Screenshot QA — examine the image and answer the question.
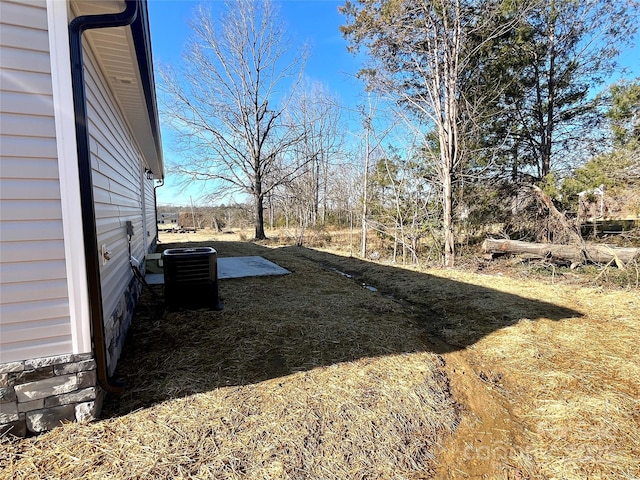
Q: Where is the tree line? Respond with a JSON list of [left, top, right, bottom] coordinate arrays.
[[159, 0, 639, 266]]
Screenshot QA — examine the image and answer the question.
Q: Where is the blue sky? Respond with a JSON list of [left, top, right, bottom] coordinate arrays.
[[148, 0, 363, 92], [148, 0, 639, 206]]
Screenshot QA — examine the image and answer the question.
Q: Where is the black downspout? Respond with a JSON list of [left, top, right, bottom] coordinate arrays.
[[69, 0, 139, 394], [153, 178, 164, 237], [153, 178, 164, 247]]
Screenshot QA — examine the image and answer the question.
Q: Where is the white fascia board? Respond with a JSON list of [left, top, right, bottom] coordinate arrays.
[[47, 0, 91, 355]]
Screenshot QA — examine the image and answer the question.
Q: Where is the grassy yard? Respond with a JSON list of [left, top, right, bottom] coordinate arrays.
[[1, 230, 638, 479]]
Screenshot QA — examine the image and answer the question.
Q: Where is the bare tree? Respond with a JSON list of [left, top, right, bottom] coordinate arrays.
[[160, 0, 308, 239], [358, 96, 375, 258], [327, 162, 361, 232], [341, 0, 469, 265], [356, 94, 396, 258], [341, 0, 530, 266], [287, 82, 345, 227]]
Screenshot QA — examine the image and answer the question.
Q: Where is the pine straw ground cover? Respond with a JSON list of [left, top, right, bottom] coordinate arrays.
[[0, 238, 456, 480], [296, 245, 640, 479], [1, 231, 638, 479]]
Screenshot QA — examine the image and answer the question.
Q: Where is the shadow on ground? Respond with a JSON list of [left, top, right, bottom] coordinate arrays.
[[102, 240, 580, 417]]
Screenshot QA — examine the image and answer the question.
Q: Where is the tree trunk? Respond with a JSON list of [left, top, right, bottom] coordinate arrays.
[[254, 192, 266, 239], [268, 192, 274, 229], [442, 167, 455, 267], [361, 126, 370, 259], [313, 157, 320, 227], [482, 238, 639, 267], [542, 0, 556, 179]]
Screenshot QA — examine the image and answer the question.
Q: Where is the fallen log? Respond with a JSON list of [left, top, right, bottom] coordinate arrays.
[[482, 238, 640, 267]]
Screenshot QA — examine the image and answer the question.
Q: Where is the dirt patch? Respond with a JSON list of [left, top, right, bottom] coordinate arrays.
[[435, 351, 527, 480]]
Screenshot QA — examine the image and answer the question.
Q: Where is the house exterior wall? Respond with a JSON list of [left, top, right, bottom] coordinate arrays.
[[0, 353, 100, 436], [82, 33, 152, 375], [0, 0, 74, 364], [0, 0, 100, 437], [1, 0, 161, 436]]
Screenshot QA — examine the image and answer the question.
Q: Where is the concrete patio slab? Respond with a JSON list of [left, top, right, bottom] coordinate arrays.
[[144, 256, 290, 285], [217, 256, 290, 279]]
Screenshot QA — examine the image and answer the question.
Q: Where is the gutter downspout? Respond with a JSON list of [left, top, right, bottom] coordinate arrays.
[[69, 0, 139, 394], [153, 178, 164, 246]]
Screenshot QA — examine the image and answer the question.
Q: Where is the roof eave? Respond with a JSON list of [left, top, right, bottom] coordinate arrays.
[[129, 0, 164, 179]]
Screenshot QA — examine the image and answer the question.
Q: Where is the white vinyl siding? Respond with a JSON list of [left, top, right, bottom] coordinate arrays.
[[0, 0, 72, 363], [82, 36, 146, 322]]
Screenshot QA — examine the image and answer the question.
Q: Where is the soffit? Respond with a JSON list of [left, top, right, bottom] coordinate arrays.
[[70, 0, 163, 177]]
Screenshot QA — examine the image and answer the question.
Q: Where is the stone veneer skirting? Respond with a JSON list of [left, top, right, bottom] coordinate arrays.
[[0, 353, 102, 437], [105, 274, 142, 377]]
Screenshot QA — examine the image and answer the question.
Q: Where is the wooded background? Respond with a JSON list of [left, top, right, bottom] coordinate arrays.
[[158, 0, 640, 266]]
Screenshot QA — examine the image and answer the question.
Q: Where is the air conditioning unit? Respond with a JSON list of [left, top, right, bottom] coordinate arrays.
[[162, 247, 222, 310]]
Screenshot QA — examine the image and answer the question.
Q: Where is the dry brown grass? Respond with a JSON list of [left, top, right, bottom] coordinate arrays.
[[1, 229, 638, 479], [293, 246, 639, 479], [1, 356, 455, 480], [474, 292, 640, 479], [0, 232, 457, 479]]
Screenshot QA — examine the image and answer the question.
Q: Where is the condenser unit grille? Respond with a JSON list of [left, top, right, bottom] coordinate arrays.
[[170, 256, 215, 282], [162, 247, 222, 310]]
